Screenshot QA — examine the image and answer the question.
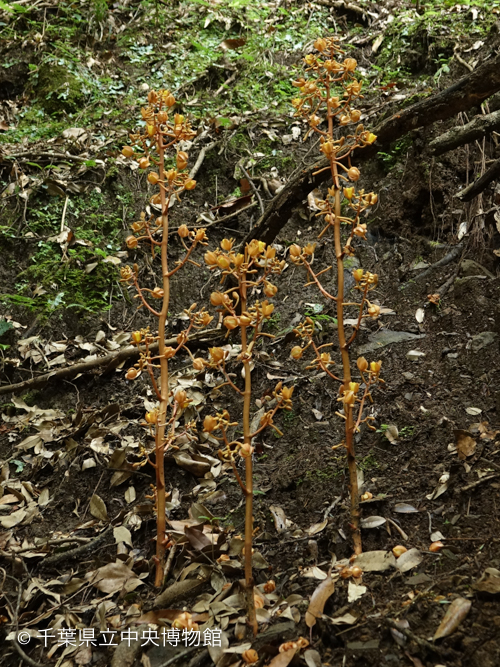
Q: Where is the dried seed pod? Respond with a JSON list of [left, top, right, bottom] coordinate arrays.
[[263, 580, 276, 593]]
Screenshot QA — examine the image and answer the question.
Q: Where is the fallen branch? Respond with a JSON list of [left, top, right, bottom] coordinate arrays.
[[0, 328, 222, 396], [455, 157, 500, 201], [38, 524, 114, 570], [429, 109, 500, 156], [411, 244, 463, 283], [241, 52, 500, 249], [3, 151, 91, 164], [385, 619, 456, 658], [458, 473, 500, 494], [189, 140, 221, 180]]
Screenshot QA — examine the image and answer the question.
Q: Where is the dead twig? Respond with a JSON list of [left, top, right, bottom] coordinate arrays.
[[189, 140, 221, 180], [458, 473, 500, 494], [38, 524, 114, 570], [0, 328, 222, 396], [240, 164, 265, 216], [385, 618, 456, 658]]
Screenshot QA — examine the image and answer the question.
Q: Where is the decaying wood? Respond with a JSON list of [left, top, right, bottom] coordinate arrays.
[[456, 157, 500, 202], [0, 328, 222, 396], [429, 109, 500, 156], [241, 52, 500, 249]]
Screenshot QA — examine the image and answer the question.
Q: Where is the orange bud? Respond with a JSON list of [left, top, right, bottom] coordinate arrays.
[[348, 167, 360, 181], [217, 255, 230, 270], [174, 389, 187, 406], [145, 411, 157, 424], [177, 224, 189, 238], [239, 314, 252, 326], [210, 291, 225, 306], [360, 492, 373, 501], [223, 316, 239, 330], [164, 347, 176, 359], [233, 253, 244, 267], [367, 303, 380, 319], [209, 347, 225, 363], [166, 169, 177, 182], [152, 287, 164, 299], [263, 580, 276, 593], [204, 251, 217, 266], [353, 268, 364, 282], [350, 110, 361, 122], [343, 57, 357, 71], [157, 110, 168, 123], [147, 172, 160, 185], [264, 282, 278, 297], [351, 566, 363, 578], [220, 238, 234, 251], [429, 541, 444, 552], [340, 567, 353, 579], [261, 301, 274, 318], [282, 386, 294, 401], [289, 244, 302, 258], [239, 443, 254, 458], [176, 151, 188, 170], [392, 545, 407, 558], [126, 235, 138, 249], [165, 93, 176, 107], [125, 368, 138, 380], [193, 358, 205, 371], [242, 650, 259, 665], [184, 179, 196, 190], [349, 382, 360, 393], [203, 415, 218, 432], [357, 356, 368, 372], [132, 331, 142, 344], [291, 346, 303, 360], [121, 146, 134, 158], [370, 360, 382, 374], [314, 37, 327, 51], [138, 157, 150, 170]]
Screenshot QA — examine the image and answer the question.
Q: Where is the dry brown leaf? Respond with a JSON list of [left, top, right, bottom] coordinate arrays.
[[454, 429, 477, 460], [88, 561, 143, 594], [433, 597, 471, 640], [305, 576, 336, 628], [268, 648, 297, 667], [219, 38, 246, 50], [90, 494, 108, 522]]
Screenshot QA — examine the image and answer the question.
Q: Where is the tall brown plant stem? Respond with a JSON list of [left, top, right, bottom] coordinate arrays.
[[240, 255, 258, 636], [154, 136, 169, 587]]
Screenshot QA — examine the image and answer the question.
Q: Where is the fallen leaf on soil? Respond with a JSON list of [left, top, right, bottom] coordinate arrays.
[[415, 308, 425, 323], [390, 619, 409, 647], [304, 649, 322, 667], [306, 519, 328, 536], [0, 508, 27, 528], [384, 424, 399, 444], [360, 515, 386, 529], [466, 407, 482, 415], [395, 548, 423, 573], [433, 597, 471, 640], [113, 526, 132, 547], [88, 561, 143, 594], [473, 568, 500, 594], [219, 38, 246, 50], [90, 494, 108, 522], [348, 580, 367, 602], [394, 503, 418, 513], [454, 429, 477, 460], [305, 576, 336, 628], [302, 566, 328, 580], [269, 505, 292, 532], [329, 612, 358, 625], [268, 648, 297, 667], [353, 550, 396, 572]]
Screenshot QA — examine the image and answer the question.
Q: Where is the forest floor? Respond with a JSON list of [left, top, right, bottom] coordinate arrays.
[[1, 1, 500, 666]]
